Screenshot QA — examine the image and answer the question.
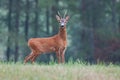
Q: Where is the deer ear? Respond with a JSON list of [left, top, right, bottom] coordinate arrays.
[[65, 16, 69, 21], [56, 15, 61, 21]]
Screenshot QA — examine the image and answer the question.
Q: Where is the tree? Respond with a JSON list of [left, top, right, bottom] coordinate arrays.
[[14, 0, 20, 62], [34, 0, 39, 37], [111, 0, 118, 33], [25, 0, 30, 41], [51, 0, 59, 35], [6, 0, 13, 61], [46, 6, 50, 35]]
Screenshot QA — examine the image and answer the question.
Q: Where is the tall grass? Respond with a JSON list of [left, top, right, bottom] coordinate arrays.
[[0, 61, 120, 80]]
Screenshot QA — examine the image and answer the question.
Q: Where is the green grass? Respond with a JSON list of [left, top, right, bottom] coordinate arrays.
[[0, 62, 120, 80]]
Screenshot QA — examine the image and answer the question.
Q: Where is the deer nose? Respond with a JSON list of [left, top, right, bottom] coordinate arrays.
[[61, 23, 65, 27]]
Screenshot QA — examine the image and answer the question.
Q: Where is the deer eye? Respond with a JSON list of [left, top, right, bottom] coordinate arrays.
[[64, 21, 66, 23]]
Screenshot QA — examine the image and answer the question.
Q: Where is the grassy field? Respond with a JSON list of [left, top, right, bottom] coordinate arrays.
[[0, 62, 120, 80]]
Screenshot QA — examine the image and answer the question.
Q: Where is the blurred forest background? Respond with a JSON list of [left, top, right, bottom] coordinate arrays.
[[0, 0, 120, 63]]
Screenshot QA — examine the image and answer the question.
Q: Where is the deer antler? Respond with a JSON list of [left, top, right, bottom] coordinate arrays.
[[58, 11, 61, 18], [64, 10, 67, 18]]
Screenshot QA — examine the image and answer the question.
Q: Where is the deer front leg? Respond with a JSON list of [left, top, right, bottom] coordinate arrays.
[[61, 48, 66, 63]]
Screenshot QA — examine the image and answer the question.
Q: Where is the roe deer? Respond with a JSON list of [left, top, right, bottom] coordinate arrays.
[[24, 11, 69, 64]]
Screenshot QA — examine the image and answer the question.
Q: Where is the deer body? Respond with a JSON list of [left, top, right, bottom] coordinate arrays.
[[28, 27, 67, 53], [24, 14, 69, 64]]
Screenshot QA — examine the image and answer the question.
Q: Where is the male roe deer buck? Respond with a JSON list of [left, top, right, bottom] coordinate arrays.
[[24, 11, 69, 64]]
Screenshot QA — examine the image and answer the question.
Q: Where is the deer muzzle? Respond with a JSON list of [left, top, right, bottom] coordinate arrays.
[[61, 23, 65, 27]]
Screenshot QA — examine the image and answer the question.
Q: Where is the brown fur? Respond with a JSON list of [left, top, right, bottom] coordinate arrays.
[[24, 25, 68, 64]]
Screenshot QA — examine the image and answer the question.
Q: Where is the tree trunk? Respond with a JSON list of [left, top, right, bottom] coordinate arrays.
[[118, 16, 120, 32], [46, 6, 50, 35], [6, 0, 13, 61], [25, 0, 30, 41], [46, 6, 50, 62], [111, 0, 117, 34], [51, 6, 58, 35], [90, 0, 99, 63], [51, 0, 59, 35], [14, 0, 20, 62], [34, 0, 39, 37], [80, 0, 96, 62], [51, 0, 59, 61]]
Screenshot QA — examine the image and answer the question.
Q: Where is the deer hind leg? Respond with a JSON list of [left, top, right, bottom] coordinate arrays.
[[24, 52, 34, 64], [30, 54, 39, 64], [61, 53, 65, 63], [56, 51, 61, 64]]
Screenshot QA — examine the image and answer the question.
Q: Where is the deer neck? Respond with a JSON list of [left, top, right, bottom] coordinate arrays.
[[58, 26, 67, 40]]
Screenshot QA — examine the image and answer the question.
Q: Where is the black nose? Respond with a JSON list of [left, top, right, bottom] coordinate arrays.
[[61, 25, 64, 27]]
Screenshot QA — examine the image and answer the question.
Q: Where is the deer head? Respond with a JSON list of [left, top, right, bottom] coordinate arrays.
[[56, 11, 69, 28]]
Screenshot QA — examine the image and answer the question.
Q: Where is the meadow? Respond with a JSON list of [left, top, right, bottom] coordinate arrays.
[[0, 62, 120, 80]]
